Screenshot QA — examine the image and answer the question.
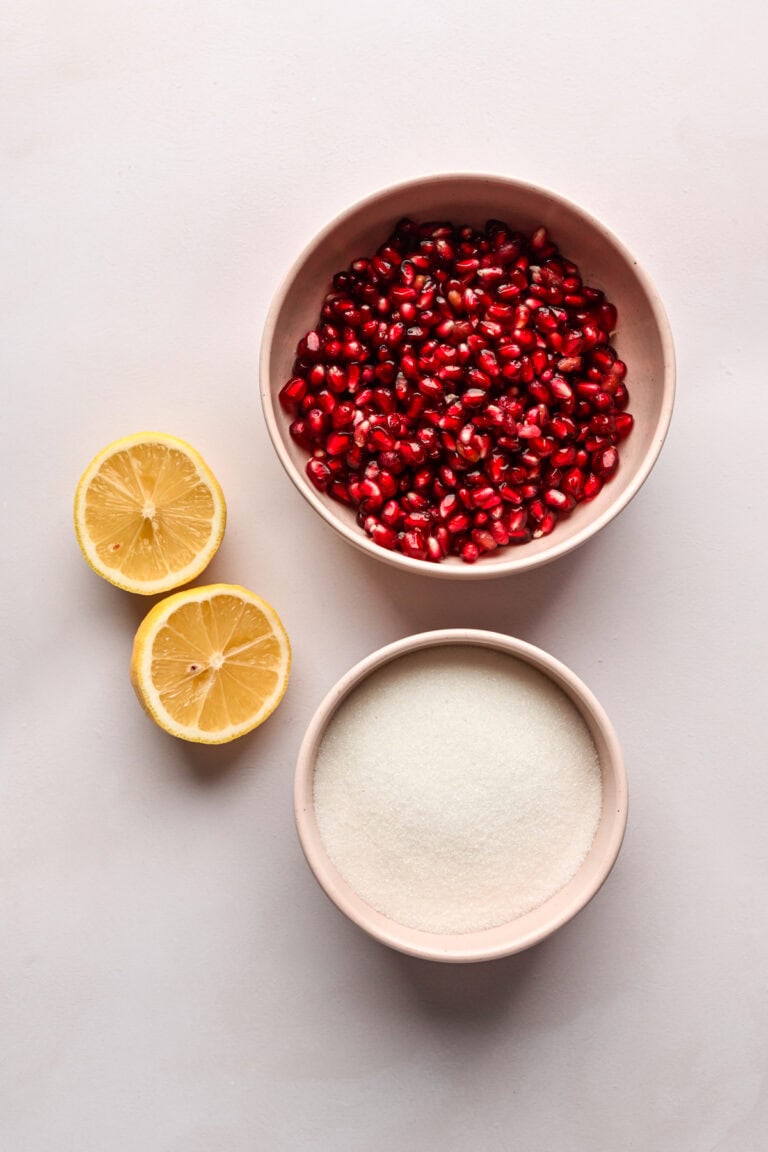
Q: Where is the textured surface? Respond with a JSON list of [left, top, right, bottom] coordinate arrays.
[[2, 2, 767, 1150], [314, 646, 601, 933]]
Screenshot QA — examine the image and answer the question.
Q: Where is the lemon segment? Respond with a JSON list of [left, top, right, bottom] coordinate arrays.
[[130, 584, 291, 743], [74, 432, 226, 595]]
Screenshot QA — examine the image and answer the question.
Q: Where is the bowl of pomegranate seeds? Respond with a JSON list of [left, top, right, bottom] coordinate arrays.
[[261, 174, 675, 576]]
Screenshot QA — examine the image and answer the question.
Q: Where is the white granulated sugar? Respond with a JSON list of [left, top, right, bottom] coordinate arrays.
[[313, 646, 602, 934]]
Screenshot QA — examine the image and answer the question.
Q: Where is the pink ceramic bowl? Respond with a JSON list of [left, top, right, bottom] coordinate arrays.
[[261, 173, 675, 579], [295, 629, 628, 963]]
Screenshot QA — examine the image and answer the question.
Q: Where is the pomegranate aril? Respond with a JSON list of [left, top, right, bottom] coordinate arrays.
[[533, 511, 557, 538], [358, 479, 384, 510], [326, 431, 351, 456], [447, 511, 470, 535], [477, 349, 500, 377], [472, 529, 497, 553], [439, 493, 459, 520], [401, 529, 428, 561], [306, 459, 331, 490], [433, 525, 450, 555], [528, 499, 546, 525], [418, 375, 443, 400], [592, 390, 614, 411], [500, 482, 523, 504], [307, 410, 330, 440], [491, 521, 510, 547], [473, 485, 502, 510], [367, 522, 398, 550], [615, 412, 635, 440], [544, 488, 574, 511], [613, 383, 630, 410], [600, 303, 618, 332], [331, 402, 356, 428], [424, 536, 442, 563], [582, 473, 603, 500], [460, 540, 480, 564], [549, 376, 573, 402], [380, 499, 403, 527], [551, 445, 576, 468], [329, 480, 352, 505], [563, 467, 585, 497], [279, 376, 307, 412], [404, 510, 433, 531], [592, 446, 619, 478]]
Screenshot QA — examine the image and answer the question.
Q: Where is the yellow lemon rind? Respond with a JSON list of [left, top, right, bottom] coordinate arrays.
[[73, 431, 226, 596], [130, 584, 291, 744]]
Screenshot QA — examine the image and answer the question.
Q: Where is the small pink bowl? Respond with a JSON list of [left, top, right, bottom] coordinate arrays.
[[295, 629, 628, 963], [261, 173, 675, 579]]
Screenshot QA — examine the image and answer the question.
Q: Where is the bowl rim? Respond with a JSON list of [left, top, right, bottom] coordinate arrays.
[[294, 628, 628, 963], [260, 171, 676, 580]]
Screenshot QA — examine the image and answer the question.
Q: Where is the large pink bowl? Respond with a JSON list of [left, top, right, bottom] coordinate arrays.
[[261, 174, 675, 578]]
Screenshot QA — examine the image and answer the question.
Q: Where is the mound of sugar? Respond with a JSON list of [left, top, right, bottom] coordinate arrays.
[[313, 646, 602, 934]]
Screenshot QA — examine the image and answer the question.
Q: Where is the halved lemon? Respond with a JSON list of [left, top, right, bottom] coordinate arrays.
[[130, 584, 291, 743], [74, 432, 226, 595]]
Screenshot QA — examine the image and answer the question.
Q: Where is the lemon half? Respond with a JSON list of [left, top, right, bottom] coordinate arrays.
[[74, 432, 226, 595], [130, 584, 291, 743]]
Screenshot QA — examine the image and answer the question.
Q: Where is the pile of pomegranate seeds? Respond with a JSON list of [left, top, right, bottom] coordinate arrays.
[[280, 218, 633, 564]]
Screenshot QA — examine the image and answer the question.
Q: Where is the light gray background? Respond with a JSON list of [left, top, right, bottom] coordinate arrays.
[[2, 3, 766, 1149]]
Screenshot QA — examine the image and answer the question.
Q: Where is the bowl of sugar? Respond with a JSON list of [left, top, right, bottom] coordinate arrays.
[[295, 629, 627, 962]]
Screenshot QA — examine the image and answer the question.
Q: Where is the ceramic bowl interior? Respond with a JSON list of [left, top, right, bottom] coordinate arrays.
[[261, 173, 675, 579], [295, 629, 628, 963]]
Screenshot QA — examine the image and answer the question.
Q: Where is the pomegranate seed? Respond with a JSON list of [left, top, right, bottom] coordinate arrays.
[[615, 412, 634, 439], [528, 499, 546, 524], [544, 488, 574, 511], [358, 479, 383, 510], [279, 376, 307, 412], [329, 480, 352, 505], [551, 444, 576, 468], [473, 486, 502, 510], [307, 409, 328, 439], [381, 499, 403, 527], [491, 521, 510, 546], [583, 473, 603, 500], [477, 349, 500, 377], [331, 402, 356, 428], [368, 522, 398, 550], [600, 303, 618, 332], [439, 493, 459, 520], [533, 511, 557, 538], [368, 426, 395, 452], [306, 459, 331, 490], [404, 510, 432, 530], [613, 383, 630, 410], [326, 431, 351, 456], [592, 446, 619, 478], [378, 470, 397, 499], [563, 467, 585, 496], [401, 529, 428, 560], [447, 511, 470, 535], [472, 528, 497, 552]]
